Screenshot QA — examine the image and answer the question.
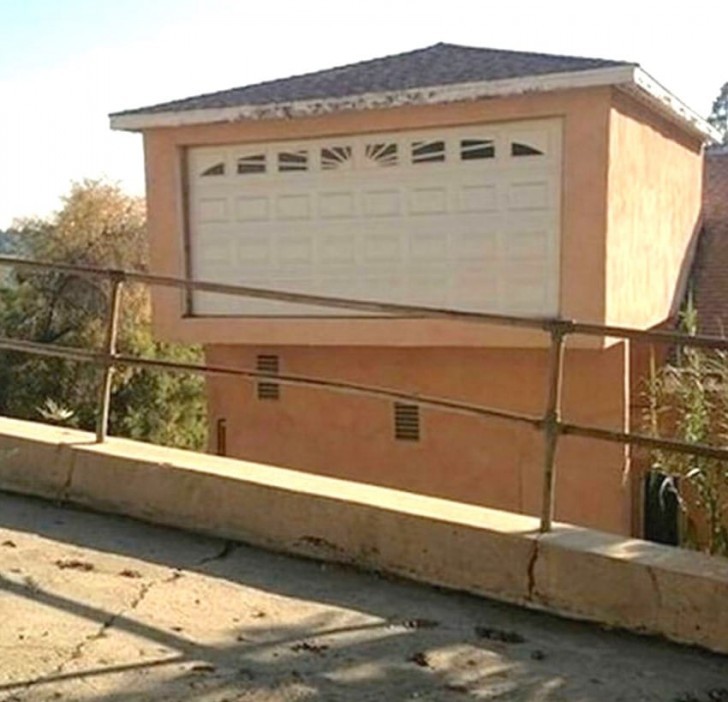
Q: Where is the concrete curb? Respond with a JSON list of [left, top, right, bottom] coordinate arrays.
[[1, 416, 726, 655]]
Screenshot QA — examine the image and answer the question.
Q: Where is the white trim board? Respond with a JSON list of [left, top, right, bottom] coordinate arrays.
[[109, 65, 719, 143]]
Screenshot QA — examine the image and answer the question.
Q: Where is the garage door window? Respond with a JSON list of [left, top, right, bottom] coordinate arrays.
[[237, 154, 266, 174], [278, 151, 308, 172]]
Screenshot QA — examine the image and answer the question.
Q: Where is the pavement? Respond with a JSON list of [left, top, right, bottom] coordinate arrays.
[[0, 492, 726, 702]]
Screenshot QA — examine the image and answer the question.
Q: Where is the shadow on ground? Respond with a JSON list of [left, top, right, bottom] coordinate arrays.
[[0, 492, 726, 702]]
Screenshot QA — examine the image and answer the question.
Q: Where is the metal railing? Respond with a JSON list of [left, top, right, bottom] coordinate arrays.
[[2, 253, 728, 534]]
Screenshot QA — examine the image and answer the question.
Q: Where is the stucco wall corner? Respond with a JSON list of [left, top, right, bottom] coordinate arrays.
[[604, 91, 704, 330]]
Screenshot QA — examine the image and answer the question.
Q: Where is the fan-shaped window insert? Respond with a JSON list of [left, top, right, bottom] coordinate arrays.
[[365, 143, 398, 167], [511, 142, 544, 157], [237, 154, 266, 175], [201, 163, 225, 176], [461, 139, 495, 160], [412, 140, 445, 164], [278, 150, 309, 172], [321, 146, 353, 170]]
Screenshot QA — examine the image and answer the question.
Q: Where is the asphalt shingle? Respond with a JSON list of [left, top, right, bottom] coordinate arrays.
[[112, 42, 630, 117], [693, 147, 728, 336]]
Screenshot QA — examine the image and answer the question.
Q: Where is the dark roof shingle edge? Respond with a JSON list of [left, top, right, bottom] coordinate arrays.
[[111, 42, 630, 118]]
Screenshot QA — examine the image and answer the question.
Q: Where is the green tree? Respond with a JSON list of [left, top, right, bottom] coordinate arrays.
[[708, 81, 728, 144], [0, 180, 206, 450]]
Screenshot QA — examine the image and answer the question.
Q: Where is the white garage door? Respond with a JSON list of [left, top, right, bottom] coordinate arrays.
[[187, 119, 562, 316]]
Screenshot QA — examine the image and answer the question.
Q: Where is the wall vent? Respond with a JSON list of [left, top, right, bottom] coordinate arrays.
[[394, 402, 420, 441], [215, 418, 227, 456], [256, 354, 280, 400]]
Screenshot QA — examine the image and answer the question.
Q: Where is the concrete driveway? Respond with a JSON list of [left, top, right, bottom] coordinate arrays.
[[0, 492, 726, 701]]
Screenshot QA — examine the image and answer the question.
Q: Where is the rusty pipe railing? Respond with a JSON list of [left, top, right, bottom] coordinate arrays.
[[95, 272, 123, 443], [2, 254, 728, 533]]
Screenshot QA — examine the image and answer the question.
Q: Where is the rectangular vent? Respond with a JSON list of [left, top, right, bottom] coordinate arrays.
[[215, 418, 227, 456], [256, 354, 280, 400], [394, 402, 420, 441]]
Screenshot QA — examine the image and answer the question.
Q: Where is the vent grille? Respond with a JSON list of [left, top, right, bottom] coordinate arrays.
[[215, 418, 227, 456], [394, 402, 420, 441], [256, 354, 280, 400]]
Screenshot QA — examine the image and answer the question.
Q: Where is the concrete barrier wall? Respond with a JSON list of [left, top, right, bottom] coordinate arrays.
[[1, 416, 726, 654]]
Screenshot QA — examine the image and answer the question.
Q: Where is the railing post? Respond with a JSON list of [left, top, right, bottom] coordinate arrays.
[[95, 272, 124, 443], [540, 321, 568, 533]]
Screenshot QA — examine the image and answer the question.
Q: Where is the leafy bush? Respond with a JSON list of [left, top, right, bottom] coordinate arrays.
[[0, 180, 206, 451], [644, 303, 728, 555]]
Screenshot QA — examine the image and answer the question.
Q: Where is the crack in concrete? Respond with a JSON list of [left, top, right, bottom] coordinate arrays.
[[197, 540, 237, 567], [52, 576, 161, 674], [646, 565, 663, 610], [56, 444, 78, 505], [42, 541, 236, 686], [526, 535, 541, 601], [2, 563, 190, 702]]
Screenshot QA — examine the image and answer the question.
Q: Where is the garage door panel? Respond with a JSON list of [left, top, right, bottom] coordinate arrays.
[[459, 184, 499, 213], [194, 197, 229, 223], [409, 230, 449, 262], [275, 194, 312, 221], [188, 119, 562, 317], [506, 181, 552, 211], [319, 191, 358, 219], [408, 187, 450, 215], [196, 239, 233, 269], [236, 196, 270, 222], [505, 230, 551, 260], [237, 233, 272, 266], [276, 232, 314, 266], [363, 231, 403, 264], [318, 232, 357, 266], [362, 189, 402, 217], [454, 267, 498, 295], [407, 272, 450, 306]]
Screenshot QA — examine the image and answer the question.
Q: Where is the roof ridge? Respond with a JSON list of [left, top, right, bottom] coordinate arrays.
[[435, 41, 633, 67]]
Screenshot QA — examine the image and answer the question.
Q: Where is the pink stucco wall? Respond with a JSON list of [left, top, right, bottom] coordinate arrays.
[[205, 343, 632, 535], [605, 92, 703, 328]]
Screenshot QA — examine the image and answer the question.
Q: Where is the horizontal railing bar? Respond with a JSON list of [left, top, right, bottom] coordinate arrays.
[[560, 422, 728, 462], [3, 255, 728, 352], [1, 335, 726, 466], [571, 320, 728, 352], [0, 256, 551, 331], [115, 353, 543, 427], [0, 337, 102, 363], [0, 336, 541, 428]]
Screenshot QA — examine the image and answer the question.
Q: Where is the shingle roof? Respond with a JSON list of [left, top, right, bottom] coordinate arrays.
[[693, 147, 728, 336], [112, 42, 630, 117]]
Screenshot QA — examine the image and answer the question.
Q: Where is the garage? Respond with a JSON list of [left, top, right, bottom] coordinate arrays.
[[186, 118, 562, 317]]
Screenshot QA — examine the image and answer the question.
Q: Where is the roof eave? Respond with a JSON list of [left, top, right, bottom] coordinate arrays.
[[109, 65, 635, 130], [109, 64, 718, 142], [621, 67, 721, 143]]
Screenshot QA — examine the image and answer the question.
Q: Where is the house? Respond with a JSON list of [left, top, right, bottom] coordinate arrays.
[[693, 146, 728, 336], [110, 43, 717, 537]]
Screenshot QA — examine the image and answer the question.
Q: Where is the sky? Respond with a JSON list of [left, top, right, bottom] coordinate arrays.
[[0, 0, 726, 228]]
